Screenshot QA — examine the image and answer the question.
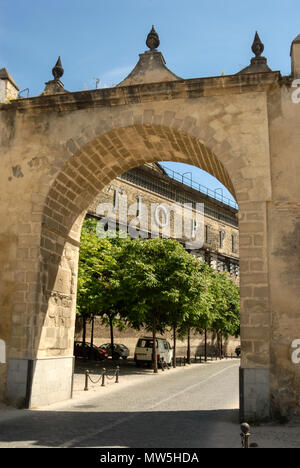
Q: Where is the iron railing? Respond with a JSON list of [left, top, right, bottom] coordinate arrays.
[[159, 164, 238, 210], [119, 166, 238, 227]]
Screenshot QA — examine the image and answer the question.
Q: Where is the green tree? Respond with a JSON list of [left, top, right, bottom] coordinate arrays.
[[77, 218, 129, 357], [168, 258, 213, 367], [209, 272, 240, 357], [116, 238, 213, 372]]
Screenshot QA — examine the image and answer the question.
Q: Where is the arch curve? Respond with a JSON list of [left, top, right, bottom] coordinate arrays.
[[43, 124, 237, 242]]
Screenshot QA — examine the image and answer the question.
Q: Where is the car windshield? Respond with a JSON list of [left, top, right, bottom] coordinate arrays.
[[137, 339, 158, 348]]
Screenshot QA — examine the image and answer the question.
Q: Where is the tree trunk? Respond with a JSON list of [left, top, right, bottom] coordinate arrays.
[[187, 328, 191, 364], [173, 323, 177, 368], [91, 316, 94, 347], [89, 315, 95, 360], [109, 314, 114, 359], [204, 327, 207, 362], [82, 316, 87, 346], [152, 315, 158, 373], [220, 333, 223, 359], [217, 332, 222, 359]]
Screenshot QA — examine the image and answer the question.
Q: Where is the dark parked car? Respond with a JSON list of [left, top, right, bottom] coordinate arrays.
[[235, 346, 241, 357], [74, 341, 108, 361]]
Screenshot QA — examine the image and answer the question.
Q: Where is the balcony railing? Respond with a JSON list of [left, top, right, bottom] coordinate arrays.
[[119, 166, 238, 227], [159, 164, 238, 210]]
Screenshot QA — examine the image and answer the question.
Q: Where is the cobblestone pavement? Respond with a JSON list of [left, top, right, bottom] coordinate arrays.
[[0, 359, 299, 448], [0, 360, 241, 448]]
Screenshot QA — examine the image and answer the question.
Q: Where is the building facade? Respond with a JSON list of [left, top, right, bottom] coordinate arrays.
[[76, 162, 240, 357], [87, 162, 240, 280]]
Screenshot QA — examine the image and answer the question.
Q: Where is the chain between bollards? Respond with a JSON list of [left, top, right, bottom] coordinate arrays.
[[240, 422, 251, 448], [84, 366, 120, 391]]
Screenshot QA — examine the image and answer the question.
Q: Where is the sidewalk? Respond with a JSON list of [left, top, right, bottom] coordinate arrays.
[[249, 419, 300, 448]]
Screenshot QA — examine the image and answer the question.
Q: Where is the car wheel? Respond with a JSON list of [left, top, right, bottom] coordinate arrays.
[[122, 356, 128, 360], [113, 353, 120, 360], [136, 361, 141, 368]]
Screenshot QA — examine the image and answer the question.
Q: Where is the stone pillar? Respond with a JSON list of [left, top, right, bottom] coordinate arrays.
[[4, 222, 80, 408], [238, 200, 271, 421]]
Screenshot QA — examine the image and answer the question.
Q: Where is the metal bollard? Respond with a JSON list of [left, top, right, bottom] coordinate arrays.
[[180, 357, 182, 367], [101, 368, 106, 387], [84, 370, 89, 391], [200, 355, 202, 363], [183, 356, 186, 366], [115, 366, 120, 383], [240, 423, 251, 448]]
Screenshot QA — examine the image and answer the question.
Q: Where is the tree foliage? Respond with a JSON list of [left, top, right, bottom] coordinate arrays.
[[77, 219, 240, 365]]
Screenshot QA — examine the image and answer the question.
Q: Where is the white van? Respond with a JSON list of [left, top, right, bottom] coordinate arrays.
[[134, 336, 173, 367]]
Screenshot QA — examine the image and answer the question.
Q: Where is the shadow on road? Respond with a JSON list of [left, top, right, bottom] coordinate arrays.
[[0, 408, 240, 448], [74, 357, 239, 377], [74, 357, 155, 377]]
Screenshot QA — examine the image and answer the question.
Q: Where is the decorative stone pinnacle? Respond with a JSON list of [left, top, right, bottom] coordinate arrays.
[[237, 31, 271, 74], [41, 56, 67, 95], [52, 56, 64, 81], [146, 26, 160, 51], [252, 32, 264, 57]]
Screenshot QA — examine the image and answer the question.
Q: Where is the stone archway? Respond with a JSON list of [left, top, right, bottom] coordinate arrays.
[[3, 54, 298, 419], [2, 103, 271, 416]]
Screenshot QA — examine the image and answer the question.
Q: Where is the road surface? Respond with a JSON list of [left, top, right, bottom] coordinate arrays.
[[0, 359, 240, 448]]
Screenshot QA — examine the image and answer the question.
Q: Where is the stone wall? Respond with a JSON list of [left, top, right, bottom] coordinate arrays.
[[74, 317, 240, 357]]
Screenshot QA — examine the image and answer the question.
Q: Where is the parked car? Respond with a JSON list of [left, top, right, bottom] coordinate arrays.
[[134, 337, 173, 367], [99, 343, 130, 360], [74, 341, 108, 361], [235, 346, 241, 357]]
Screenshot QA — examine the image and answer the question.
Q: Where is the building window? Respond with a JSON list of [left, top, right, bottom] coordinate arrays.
[[232, 234, 238, 253], [113, 187, 119, 211], [205, 225, 211, 244], [219, 229, 225, 248]]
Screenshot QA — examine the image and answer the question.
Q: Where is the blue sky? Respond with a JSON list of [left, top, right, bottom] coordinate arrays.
[[1, 0, 299, 205]]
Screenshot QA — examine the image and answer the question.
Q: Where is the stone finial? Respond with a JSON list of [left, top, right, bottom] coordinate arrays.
[[117, 26, 181, 87], [252, 32, 264, 57], [238, 31, 272, 75], [52, 56, 64, 81], [146, 26, 160, 51], [41, 56, 67, 96]]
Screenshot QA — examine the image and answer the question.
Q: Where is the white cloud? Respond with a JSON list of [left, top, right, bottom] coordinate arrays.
[[94, 65, 133, 88]]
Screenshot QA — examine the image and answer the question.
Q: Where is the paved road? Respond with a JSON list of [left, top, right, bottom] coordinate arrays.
[[0, 360, 240, 448]]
